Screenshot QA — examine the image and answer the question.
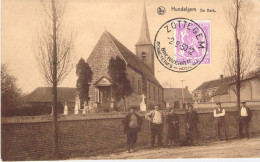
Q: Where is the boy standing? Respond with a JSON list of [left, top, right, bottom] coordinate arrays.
[[239, 101, 252, 139], [213, 102, 227, 141]]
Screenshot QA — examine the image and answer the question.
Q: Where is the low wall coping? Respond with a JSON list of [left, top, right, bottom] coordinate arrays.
[[2, 107, 260, 124]]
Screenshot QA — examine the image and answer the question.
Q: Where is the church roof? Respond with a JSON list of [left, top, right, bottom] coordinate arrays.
[[23, 87, 76, 103], [105, 31, 162, 87], [135, 3, 152, 45]]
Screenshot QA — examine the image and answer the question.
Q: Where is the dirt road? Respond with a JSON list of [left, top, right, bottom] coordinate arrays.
[[77, 137, 260, 159]]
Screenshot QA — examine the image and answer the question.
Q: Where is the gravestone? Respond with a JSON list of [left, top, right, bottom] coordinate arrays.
[[64, 102, 68, 115], [140, 94, 147, 111], [74, 103, 79, 114]]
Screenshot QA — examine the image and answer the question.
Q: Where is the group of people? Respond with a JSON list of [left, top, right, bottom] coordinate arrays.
[[214, 101, 252, 141], [122, 102, 252, 153]]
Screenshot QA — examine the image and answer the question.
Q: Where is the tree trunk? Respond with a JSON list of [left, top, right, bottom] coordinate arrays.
[[51, 0, 59, 158], [235, 0, 241, 111]]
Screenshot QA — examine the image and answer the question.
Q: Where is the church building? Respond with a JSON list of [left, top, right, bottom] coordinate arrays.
[[82, 4, 163, 111]]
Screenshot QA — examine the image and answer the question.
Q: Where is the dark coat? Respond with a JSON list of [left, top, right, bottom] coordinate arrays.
[[166, 112, 180, 140], [186, 110, 199, 127], [239, 107, 252, 122], [122, 112, 143, 133]]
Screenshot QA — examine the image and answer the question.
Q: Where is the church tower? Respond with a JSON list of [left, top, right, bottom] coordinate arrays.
[[135, 3, 154, 74]]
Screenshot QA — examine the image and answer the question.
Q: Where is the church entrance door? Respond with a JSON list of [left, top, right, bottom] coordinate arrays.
[[99, 86, 111, 108]]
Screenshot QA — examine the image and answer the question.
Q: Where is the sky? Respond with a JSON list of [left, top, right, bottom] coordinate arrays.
[[2, 0, 260, 94]]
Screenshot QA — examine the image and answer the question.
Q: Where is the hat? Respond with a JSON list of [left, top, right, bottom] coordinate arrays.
[[187, 103, 194, 107], [216, 102, 221, 105]]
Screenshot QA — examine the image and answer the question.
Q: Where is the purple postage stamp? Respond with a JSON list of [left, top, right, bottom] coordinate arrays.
[[176, 21, 210, 64], [154, 18, 209, 72]]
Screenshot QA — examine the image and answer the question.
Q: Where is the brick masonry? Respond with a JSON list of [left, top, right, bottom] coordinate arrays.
[[2, 110, 260, 160]]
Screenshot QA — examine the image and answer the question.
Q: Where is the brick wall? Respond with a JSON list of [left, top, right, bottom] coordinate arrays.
[[194, 101, 260, 109], [2, 109, 260, 161]]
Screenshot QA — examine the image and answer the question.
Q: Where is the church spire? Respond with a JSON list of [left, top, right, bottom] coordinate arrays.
[[135, 1, 154, 74], [136, 2, 152, 45]]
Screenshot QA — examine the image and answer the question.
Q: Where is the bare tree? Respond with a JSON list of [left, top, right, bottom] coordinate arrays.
[[258, 40, 260, 72], [224, 0, 255, 110], [34, 0, 75, 158]]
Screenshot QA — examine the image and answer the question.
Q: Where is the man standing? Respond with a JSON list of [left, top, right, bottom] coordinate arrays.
[[122, 106, 143, 153], [145, 104, 165, 148], [239, 101, 252, 139], [185, 104, 199, 145], [213, 102, 227, 141]]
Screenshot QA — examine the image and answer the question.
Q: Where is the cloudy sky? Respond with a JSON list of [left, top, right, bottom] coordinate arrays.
[[2, 0, 260, 94]]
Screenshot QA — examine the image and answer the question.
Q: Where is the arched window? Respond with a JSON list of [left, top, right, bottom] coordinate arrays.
[[148, 83, 151, 99], [137, 79, 141, 93], [153, 86, 156, 101], [132, 77, 135, 92], [158, 88, 160, 101], [142, 52, 146, 60]]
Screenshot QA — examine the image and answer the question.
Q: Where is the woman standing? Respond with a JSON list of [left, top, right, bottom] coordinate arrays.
[[166, 108, 180, 146]]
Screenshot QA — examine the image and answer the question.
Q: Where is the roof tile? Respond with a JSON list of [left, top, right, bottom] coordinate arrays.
[[194, 76, 234, 91], [164, 88, 192, 100], [106, 31, 162, 87], [24, 87, 76, 103]]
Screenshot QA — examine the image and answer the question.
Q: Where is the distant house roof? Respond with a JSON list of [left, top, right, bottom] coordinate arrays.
[[23, 87, 76, 103], [212, 84, 229, 97], [105, 31, 162, 87], [194, 76, 234, 91], [211, 70, 260, 97], [164, 88, 192, 101]]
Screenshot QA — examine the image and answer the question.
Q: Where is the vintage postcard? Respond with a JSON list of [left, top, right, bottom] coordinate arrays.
[[1, 0, 260, 160]]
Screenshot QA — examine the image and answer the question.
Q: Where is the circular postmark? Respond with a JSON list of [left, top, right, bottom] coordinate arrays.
[[154, 18, 208, 72]]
